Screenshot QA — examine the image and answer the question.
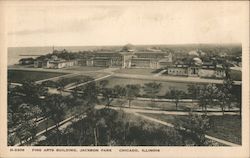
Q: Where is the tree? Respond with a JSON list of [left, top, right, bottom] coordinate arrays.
[[78, 80, 99, 111], [216, 79, 234, 115], [32, 105, 42, 122], [113, 85, 126, 98], [187, 84, 201, 104], [46, 94, 66, 129], [168, 89, 185, 110], [15, 104, 37, 145], [40, 102, 52, 132], [45, 94, 66, 144], [221, 60, 231, 79], [99, 80, 109, 89], [15, 81, 48, 106], [57, 79, 67, 95], [198, 84, 218, 115], [101, 88, 116, 108], [143, 82, 161, 102], [7, 82, 47, 145], [174, 112, 210, 146], [125, 84, 141, 107]]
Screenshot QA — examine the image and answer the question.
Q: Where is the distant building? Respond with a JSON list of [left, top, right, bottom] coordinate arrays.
[[34, 60, 44, 68], [166, 58, 225, 79], [167, 61, 189, 76], [158, 58, 173, 68], [188, 66, 200, 77], [198, 62, 225, 78], [34, 56, 77, 69], [128, 52, 172, 69], [19, 58, 34, 65], [167, 66, 188, 76], [130, 58, 151, 68]]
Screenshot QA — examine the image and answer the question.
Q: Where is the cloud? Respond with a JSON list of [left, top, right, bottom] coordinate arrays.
[[6, 1, 248, 47], [8, 5, 126, 36]]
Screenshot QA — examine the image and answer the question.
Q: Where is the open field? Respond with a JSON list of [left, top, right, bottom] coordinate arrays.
[[102, 77, 192, 95], [8, 70, 67, 83], [64, 66, 106, 71], [139, 113, 241, 145], [114, 68, 156, 75]]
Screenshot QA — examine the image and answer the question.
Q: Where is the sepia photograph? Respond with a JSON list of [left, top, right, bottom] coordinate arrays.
[[0, 0, 249, 158]]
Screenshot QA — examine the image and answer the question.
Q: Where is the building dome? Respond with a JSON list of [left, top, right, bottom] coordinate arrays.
[[122, 43, 135, 52], [193, 57, 202, 65], [188, 50, 199, 56]]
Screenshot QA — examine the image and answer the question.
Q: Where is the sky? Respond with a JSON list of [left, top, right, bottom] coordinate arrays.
[[5, 1, 249, 47]]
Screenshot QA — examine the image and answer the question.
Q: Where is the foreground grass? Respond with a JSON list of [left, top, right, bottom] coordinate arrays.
[[8, 70, 67, 83], [139, 113, 241, 145], [207, 115, 241, 145]]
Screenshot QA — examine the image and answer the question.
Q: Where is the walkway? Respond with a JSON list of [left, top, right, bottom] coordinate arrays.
[[35, 73, 81, 84], [65, 74, 113, 90]]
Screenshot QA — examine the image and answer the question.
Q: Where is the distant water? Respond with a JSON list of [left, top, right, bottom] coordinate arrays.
[[8, 47, 52, 65], [8, 46, 120, 65]]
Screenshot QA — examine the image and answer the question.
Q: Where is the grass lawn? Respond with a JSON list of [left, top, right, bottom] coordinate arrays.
[[64, 66, 105, 71], [103, 77, 191, 95], [114, 68, 156, 75], [8, 70, 67, 83], [139, 113, 241, 145], [230, 69, 242, 81], [55, 75, 93, 87], [207, 115, 241, 145]]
